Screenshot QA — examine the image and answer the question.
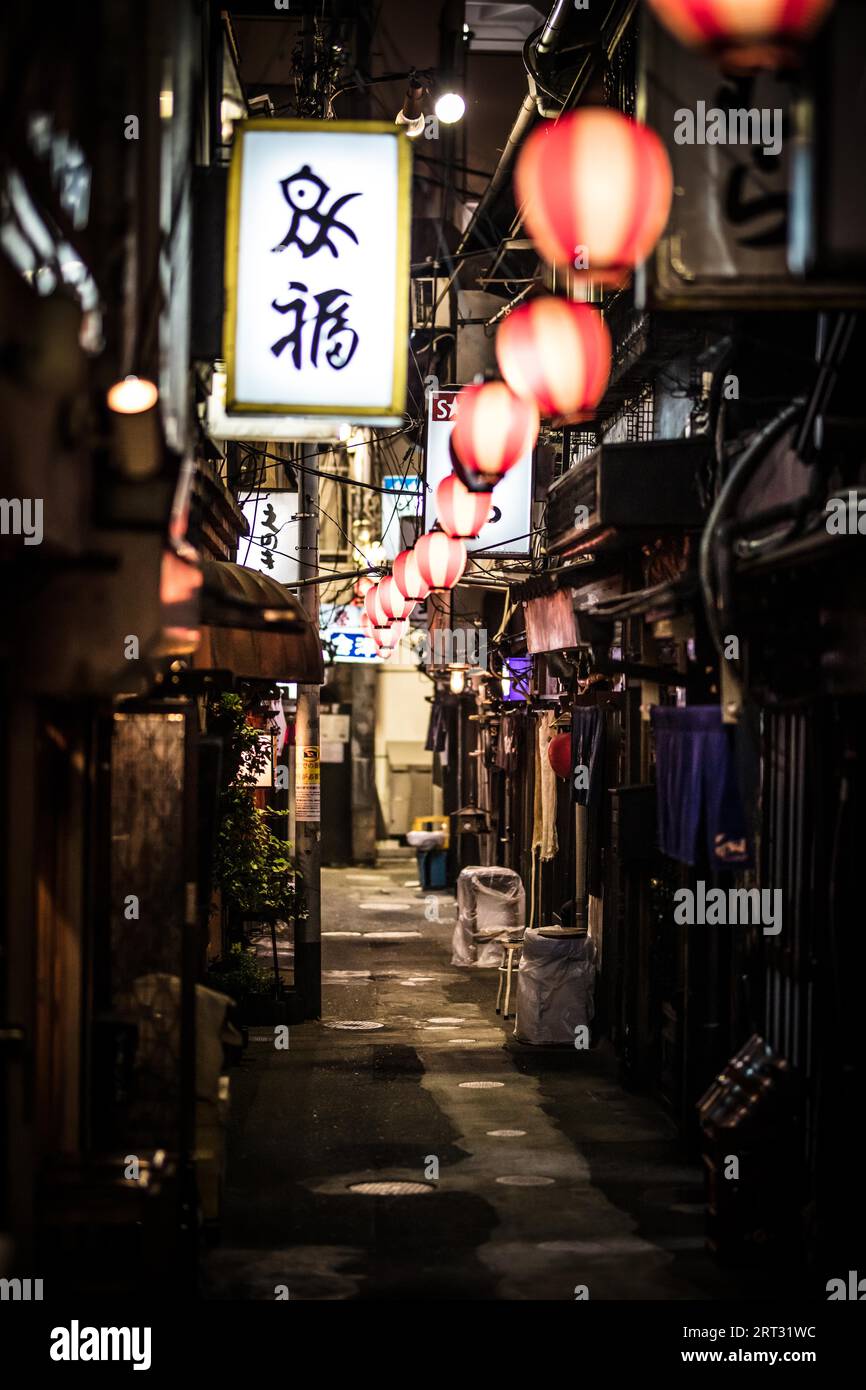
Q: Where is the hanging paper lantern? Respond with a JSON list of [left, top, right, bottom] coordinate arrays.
[[376, 575, 416, 622], [547, 732, 573, 780], [496, 297, 611, 420], [392, 546, 431, 602], [451, 381, 539, 483], [448, 435, 495, 494], [414, 532, 468, 592], [435, 473, 494, 539], [354, 574, 375, 603], [645, 0, 834, 71], [376, 619, 407, 651], [364, 583, 391, 632], [514, 109, 673, 284]]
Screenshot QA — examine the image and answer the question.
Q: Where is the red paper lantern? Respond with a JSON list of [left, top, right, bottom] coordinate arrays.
[[547, 732, 573, 780], [377, 575, 416, 622], [447, 435, 495, 495], [645, 0, 833, 71], [376, 619, 407, 651], [514, 109, 673, 284], [354, 574, 375, 603], [364, 583, 391, 632], [392, 546, 431, 602], [496, 297, 611, 420], [435, 473, 494, 539], [414, 532, 468, 592], [451, 381, 539, 483]]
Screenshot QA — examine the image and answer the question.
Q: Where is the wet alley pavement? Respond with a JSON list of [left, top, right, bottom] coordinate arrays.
[[204, 858, 765, 1301]]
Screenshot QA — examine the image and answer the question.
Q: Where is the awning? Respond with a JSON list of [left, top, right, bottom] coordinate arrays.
[[192, 560, 324, 684]]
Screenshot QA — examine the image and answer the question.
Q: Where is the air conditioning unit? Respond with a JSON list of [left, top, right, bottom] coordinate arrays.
[[546, 437, 711, 556]]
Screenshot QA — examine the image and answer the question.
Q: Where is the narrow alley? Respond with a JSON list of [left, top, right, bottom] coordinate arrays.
[[206, 857, 762, 1302], [2, 0, 864, 1361]]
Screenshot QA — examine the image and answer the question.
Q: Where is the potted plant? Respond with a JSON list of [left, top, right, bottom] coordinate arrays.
[[207, 692, 302, 1024]]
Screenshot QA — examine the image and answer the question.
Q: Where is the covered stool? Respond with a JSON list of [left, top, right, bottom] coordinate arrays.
[[514, 928, 597, 1043], [451, 865, 525, 968]]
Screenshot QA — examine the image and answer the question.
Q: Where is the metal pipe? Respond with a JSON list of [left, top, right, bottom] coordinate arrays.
[[447, 0, 622, 274], [537, 0, 572, 54]]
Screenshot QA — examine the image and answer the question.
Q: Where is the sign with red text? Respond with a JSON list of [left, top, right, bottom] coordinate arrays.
[[424, 390, 532, 556]]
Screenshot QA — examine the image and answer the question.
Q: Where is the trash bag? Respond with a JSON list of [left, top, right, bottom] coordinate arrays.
[[451, 865, 525, 967], [514, 928, 597, 1043]]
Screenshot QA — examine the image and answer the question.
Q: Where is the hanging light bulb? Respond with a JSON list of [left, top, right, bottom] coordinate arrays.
[[514, 109, 673, 285], [449, 666, 466, 695], [496, 297, 612, 420], [414, 532, 468, 592], [107, 374, 159, 414], [392, 546, 431, 602], [434, 90, 465, 124], [435, 473, 494, 539]]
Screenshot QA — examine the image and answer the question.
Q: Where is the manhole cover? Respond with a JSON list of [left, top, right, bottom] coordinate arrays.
[[444, 1038, 479, 1045], [486, 1130, 527, 1138], [363, 930, 422, 940], [348, 1181, 434, 1197], [427, 1017, 467, 1025], [322, 931, 362, 938], [359, 902, 414, 911], [323, 1020, 385, 1031], [495, 1175, 555, 1187], [459, 1080, 505, 1089]]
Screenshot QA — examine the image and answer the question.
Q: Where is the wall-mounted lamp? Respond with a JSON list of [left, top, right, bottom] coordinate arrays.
[[107, 374, 159, 415], [395, 74, 427, 139]]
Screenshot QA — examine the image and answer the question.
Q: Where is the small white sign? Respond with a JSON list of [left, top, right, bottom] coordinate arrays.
[[381, 474, 422, 561], [238, 490, 300, 585], [224, 120, 411, 423], [321, 713, 350, 743], [424, 391, 533, 555]]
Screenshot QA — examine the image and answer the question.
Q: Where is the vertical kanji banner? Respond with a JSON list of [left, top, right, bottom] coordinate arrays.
[[223, 120, 411, 421]]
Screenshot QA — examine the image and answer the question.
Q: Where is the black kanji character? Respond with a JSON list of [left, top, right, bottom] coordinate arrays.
[[271, 165, 361, 259]]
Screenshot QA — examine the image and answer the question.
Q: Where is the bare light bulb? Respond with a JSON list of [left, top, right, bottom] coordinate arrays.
[[435, 92, 465, 125], [107, 375, 159, 415], [449, 666, 466, 695]]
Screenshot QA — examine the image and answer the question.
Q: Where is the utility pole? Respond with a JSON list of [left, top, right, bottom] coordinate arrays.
[[291, 18, 326, 1022], [294, 450, 321, 1019]]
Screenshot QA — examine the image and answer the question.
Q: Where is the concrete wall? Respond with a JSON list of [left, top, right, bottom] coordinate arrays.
[[374, 666, 434, 836]]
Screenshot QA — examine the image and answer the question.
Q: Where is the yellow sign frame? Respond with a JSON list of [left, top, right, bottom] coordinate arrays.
[[223, 119, 411, 418]]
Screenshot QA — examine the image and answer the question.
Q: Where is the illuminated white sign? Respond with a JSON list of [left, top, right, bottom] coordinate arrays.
[[224, 120, 411, 424], [424, 391, 533, 556], [319, 602, 381, 663], [381, 474, 422, 561], [239, 490, 300, 585]]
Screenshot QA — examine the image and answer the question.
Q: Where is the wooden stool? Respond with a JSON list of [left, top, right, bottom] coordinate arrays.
[[495, 941, 522, 1019]]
